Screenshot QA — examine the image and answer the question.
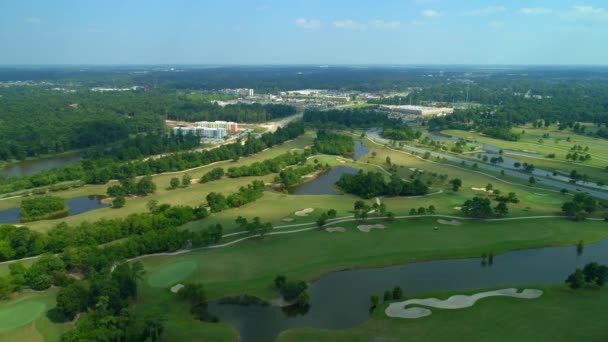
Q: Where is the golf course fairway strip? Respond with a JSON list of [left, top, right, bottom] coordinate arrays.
[[147, 261, 197, 288]]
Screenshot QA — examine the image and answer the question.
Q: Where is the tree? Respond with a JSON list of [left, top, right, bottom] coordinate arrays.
[[386, 211, 395, 222], [449, 178, 462, 192], [565, 268, 584, 289], [56, 282, 88, 320], [146, 199, 158, 213], [528, 176, 536, 185], [137, 176, 156, 195], [182, 174, 192, 187], [274, 275, 287, 289], [112, 195, 125, 209], [582, 262, 599, 283], [383, 290, 393, 301], [461, 197, 493, 218], [485, 183, 493, 192], [354, 200, 366, 211], [392, 286, 403, 300], [385, 156, 391, 165], [370, 294, 379, 307], [169, 177, 180, 190], [327, 209, 337, 218], [316, 213, 328, 228], [494, 202, 508, 217], [427, 205, 436, 215], [409, 208, 417, 215], [297, 291, 310, 307], [417, 207, 426, 215]]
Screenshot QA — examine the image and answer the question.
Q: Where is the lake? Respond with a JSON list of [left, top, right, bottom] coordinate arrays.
[[289, 167, 358, 195], [0, 195, 108, 224], [0, 153, 82, 178], [209, 235, 608, 342]]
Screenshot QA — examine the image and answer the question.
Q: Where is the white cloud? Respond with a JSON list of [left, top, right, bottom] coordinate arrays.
[[519, 7, 552, 16], [563, 5, 608, 21], [464, 6, 505, 16], [25, 17, 41, 24], [369, 20, 401, 30], [421, 9, 442, 18], [295, 18, 321, 29], [333, 19, 366, 30]]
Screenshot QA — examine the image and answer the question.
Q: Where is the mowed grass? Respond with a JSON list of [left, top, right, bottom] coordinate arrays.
[[278, 285, 608, 342], [139, 217, 608, 301], [0, 289, 69, 342], [2, 133, 315, 232]]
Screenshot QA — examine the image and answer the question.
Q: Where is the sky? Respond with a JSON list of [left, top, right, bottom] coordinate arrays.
[[1, 0, 608, 65]]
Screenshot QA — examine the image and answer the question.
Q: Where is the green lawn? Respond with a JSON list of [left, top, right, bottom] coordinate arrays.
[[278, 285, 608, 342], [0, 289, 69, 342]]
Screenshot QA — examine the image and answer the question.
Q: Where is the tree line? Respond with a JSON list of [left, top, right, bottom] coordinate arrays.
[[336, 171, 429, 199]]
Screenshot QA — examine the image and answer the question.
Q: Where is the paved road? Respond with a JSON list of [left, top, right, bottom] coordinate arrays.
[[366, 129, 608, 200]]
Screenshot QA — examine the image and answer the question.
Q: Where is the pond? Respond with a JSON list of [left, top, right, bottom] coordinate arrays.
[[0, 153, 82, 178], [289, 167, 358, 195], [353, 141, 369, 161], [0, 195, 108, 224], [209, 236, 608, 342]]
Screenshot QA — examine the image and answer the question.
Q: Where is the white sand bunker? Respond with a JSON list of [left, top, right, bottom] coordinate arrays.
[[338, 160, 346, 163], [170, 283, 184, 294], [471, 187, 490, 192], [437, 219, 461, 226], [386, 288, 543, 319], [453, 206, 462, 210], [325, 227, 346, 233], [282, 218, 294, 222], [295, 208, 314, 217], [357, 224, 385, 233]]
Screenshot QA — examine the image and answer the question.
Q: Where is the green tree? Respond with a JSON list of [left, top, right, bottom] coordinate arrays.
[[494, 202, 509, 217], [449, 178, 462, 192], [370, 294, 379, 307], [392, 286, 403, 300], [383, 290, 393, 301], [56, 282, 88, 320], [169, 177, 180, 189], [565, 268, 585, 289], [297, 291, 310, 307], [182, 174, 192, 187], [112, 195, 125, 209]]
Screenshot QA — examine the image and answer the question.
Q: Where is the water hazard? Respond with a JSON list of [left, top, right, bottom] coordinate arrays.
[[0, 195, 108, 224]]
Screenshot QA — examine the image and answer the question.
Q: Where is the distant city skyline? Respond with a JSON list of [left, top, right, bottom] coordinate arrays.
[[1, 0, 607, 65]]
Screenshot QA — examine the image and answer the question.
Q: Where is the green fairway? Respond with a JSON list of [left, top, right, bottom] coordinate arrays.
[[147, 261, 197, 288], [140, 217, 608, 301], [278, 285, 608, 342], [0, 300, 45, 333], [0, 289, 69, 342]]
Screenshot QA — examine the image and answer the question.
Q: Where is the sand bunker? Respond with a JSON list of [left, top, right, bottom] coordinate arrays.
[[282, 218, 295, 222], [295, 208, 314, 217], [325, 227, 346, 233], [471, 187, 487, 191], [338, 160, 346, 163], [437, 219, 461, 226], [386, 288, 543, 319], [357, 224, 386, 233], [453, 206, 462, 210], [170, 283, 184, 294]]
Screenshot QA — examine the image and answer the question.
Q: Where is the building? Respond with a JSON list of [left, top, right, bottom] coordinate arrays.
[[379, 105, 454, 117], [195, 120, 238, 133], [222, 88, 254, 96], [323, 95, 350, 103], [172, 127, 227, 139]]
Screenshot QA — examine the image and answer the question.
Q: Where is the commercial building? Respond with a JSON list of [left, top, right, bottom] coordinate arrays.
[[195, 121, 238, 133], [172, 126, 227, 139], [222, 88, 254, 96], [379, 105, 454, 117]]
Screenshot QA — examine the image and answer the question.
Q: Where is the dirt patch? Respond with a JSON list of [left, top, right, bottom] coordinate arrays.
[[437, 219, 461, 226], [295, 208, 314, 217], [325, 227, 346, 233], [357, 224, 386, 233], [170, 283, 184, 294]]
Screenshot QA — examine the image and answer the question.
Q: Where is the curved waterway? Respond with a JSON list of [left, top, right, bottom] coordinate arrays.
[[0, 195, 108, 224], [0, 153, 82, 178], [209, 236, 608, 341], [289, 167, 358, 195]]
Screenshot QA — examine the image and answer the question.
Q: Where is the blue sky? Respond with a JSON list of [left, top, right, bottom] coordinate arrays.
[[1, 0, 607, 65]]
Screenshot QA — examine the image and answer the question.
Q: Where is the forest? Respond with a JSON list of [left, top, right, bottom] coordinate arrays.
[[0, 87, 295, 161], [0, 122, 305, 194], [20, 196, 68, 222], [313, 130, 354, 157], [303, 109, 396, 128], [336, 171, 429, 199]]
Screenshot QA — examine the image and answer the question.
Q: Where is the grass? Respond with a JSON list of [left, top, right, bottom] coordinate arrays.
[[139, 217, 608, 301], [0, 133, 315, 231], [0, 289, 69, 342], [278, 285, 608, 342]]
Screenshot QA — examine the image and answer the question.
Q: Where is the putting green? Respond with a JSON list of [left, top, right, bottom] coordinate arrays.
[[147, 261, 197, 288], [0, 300, 46, 333]]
